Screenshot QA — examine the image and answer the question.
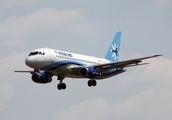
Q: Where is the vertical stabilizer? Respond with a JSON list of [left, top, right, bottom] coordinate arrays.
[[105, 31, 121, 62]]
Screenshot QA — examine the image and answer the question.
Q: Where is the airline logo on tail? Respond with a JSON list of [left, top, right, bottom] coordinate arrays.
[[105, 32, 121, 62], [111, 43, 119, 60]]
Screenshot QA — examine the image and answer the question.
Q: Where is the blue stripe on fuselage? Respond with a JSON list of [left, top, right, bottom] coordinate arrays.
[[41, 60, 86, 71]]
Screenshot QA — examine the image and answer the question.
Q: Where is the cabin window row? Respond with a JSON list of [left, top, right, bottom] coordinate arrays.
[[56, 55, 99, 64]]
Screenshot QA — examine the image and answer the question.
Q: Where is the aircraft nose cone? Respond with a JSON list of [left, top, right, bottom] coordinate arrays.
[[25, 57, 36, 68]]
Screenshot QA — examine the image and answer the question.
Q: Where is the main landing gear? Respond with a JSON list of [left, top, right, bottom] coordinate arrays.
[[57, 76, 66, 90], [87, 80, 97, 87], [56, 77, 97, 90], [57, 83, 66, 90]]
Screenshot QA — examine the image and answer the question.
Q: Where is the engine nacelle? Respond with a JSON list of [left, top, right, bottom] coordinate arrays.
[[32, 72, 52, 84], [79, 67, 99, 77]]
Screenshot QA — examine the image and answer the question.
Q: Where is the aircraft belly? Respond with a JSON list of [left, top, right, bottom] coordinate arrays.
[[50, 63, 126, 79], [94, 69, 126, 80], [52, 65, 82, 78]]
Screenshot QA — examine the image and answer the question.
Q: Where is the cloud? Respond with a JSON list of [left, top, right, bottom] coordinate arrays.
[[0, 0, 37, 9], [52, 98, 109, 120], [0, 51, 28, 75], [0, 8, 83, 37], [51, 87, 172, 120], [51, 88, 172, 120], [145, 57, 172, 78], [70, 20, 96, 31], [0, 51, 28, 110], [111, 88, 172, 120], [154, 0, 171, 5], [0, 84, 14, 110], [1, 38, 26, 48], [121, 57, 172, 84]]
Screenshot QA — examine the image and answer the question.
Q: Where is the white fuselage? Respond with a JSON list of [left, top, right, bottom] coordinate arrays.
[[25, 48, 125, 80]]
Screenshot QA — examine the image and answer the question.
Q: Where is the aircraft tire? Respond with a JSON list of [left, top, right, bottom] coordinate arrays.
[[87, 80, 97, 87], [57, 83, 66, 90], [88, 80, 92, 87], [62, 83, 66, 90], [92, 80, 97, 86], [57, 84, 62, 90]]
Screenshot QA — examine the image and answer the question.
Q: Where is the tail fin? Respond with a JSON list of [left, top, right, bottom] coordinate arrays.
[[105, 31, 121, 62]]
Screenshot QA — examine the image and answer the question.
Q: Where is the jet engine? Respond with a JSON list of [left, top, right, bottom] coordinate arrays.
[[79, 67, 99, 77], [31, 72, 52, 84]]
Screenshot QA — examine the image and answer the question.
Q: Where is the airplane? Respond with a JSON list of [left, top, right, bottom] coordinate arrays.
[[15, 31, 162, 90]]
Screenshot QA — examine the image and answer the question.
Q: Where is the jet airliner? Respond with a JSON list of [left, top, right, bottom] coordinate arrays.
[[15, 32, 161, 90]]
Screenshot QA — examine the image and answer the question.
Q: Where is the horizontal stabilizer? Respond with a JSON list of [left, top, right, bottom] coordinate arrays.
[[15, 70, 34, 74]]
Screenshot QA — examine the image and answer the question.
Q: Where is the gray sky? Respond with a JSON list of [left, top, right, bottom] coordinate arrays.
[[0, 0, 172, 120]]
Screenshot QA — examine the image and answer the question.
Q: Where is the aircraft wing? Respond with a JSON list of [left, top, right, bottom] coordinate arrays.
[[92, 55, 162, 72]]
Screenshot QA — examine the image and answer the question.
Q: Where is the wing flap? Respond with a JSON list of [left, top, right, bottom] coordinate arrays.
[[125, 63, 149, 67]]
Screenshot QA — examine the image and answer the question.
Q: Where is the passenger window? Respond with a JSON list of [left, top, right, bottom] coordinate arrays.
[[39, 52, 42, 55]]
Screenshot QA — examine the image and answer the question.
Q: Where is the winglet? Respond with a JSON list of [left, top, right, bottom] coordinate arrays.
[[154, 54, 163, 57]]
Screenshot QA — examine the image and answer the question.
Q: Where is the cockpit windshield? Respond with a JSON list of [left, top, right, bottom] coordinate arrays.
[[29, 51, 45, 56]]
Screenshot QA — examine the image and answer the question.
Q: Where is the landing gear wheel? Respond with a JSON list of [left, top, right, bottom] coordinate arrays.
[[57, 83, 66, 90], [87, 80, 97, 87], [62, 83, 66, 89], [92, 80, 97, 86], [57, 84, 62, 90], [88, 80, 92, 87]]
